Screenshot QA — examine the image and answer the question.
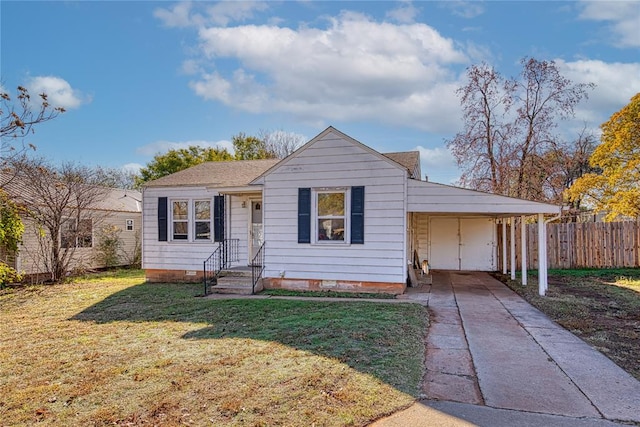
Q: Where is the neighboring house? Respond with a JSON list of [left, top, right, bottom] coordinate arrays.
[[1, 178, 142, 280], [143, 127, 559, 294]]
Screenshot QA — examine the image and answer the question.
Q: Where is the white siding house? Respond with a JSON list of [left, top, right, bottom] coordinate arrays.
[[142, 126, 560, 295], [4, 186, 142, 281]]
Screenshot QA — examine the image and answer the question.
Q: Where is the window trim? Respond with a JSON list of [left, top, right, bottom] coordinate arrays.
[[312, 187, 350, 245], [168, 198, 214, 243], [61, 217, 93, 249], [194, 199, 212, 241], [171, 200, 189, 241]]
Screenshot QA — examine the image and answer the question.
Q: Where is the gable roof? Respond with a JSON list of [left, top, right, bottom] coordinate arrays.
[[143, 159, 280, 188], [251, 126, 415, 184]]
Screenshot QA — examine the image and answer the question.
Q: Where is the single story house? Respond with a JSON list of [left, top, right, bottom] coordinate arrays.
[[142, 127, 559, 295], [1, 179, 142, 282]]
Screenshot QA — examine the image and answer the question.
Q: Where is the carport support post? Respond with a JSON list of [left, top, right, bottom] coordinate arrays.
[[521, 215, 527, 286], [537, 213, 548, 296], [510, 217, 516, 280], [502, 220, 507, 274]]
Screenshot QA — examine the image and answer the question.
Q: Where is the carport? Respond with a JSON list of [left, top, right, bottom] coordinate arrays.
[[406, 180, 560, 295]]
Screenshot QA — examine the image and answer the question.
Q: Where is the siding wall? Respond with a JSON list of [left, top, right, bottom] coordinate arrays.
[[142, 187, 249, 272], [17, 211, 141, 277], [262, 132, 408, 284]]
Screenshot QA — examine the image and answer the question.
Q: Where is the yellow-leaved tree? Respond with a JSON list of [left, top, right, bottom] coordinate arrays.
[[569, 93, 640, 220]]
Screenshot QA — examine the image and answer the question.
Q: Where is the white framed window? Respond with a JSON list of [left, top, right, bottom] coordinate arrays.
[[194, 200, 212, 240], [169, 199, 213, 242], [125, 219, 134, 231], [313, 188, 349, 244], [61, 218, 93, 248], [171, 200, 189, 240]]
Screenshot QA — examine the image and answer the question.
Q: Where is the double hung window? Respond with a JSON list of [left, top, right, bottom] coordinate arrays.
[[61, 218, 93, 248], [170, 199, 213, 242], [316, 191, 346, 242], [194, 200, 212, 240], [172, 201, 189, 240]]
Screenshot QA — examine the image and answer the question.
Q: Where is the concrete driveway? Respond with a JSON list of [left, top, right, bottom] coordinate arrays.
[[374, 271, 640, 426]]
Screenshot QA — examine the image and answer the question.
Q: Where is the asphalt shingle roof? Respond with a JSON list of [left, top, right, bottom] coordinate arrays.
[[143, 159, 280, 188], [384, 151, 420, 175], [143, 150, 420, 188]]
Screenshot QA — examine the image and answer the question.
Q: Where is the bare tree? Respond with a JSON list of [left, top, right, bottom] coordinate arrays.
[[542, 125, 598, 209], [258, 129, 306, 159], [93, 165, 140, 190], [447, 57, 594, 201], [9, 158, 110, 282], [511, 58, 594, 199], [446, 63, 513, 194], [1, 86, 65, 165]]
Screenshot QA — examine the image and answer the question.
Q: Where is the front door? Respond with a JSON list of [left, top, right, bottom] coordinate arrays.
[[249, 200, 263, 263]]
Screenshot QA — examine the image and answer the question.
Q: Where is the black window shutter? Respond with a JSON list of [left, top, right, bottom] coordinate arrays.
[[214, 195, 225, 242], [158, 197, 168, 242], [351, 186, 365, 244], [298, 188, 311, 243]]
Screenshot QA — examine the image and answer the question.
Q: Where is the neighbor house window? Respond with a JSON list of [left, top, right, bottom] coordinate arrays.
[[316, 190, 347, 242], [61, 218, 93, 248], [194, 200, 211, 240], [172, 200, 189, 240], [126, 219, 134, 231]]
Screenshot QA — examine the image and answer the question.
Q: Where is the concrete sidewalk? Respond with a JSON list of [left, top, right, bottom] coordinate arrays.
[[373, 271, 640, 426]]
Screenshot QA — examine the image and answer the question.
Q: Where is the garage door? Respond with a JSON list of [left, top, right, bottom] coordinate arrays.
[[429, 217, 495, 271]]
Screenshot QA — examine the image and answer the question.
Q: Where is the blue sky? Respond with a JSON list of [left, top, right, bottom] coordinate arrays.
[[2, 1, 639, 184]]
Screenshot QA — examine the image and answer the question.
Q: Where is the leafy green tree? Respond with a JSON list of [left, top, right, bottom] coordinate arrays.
[[136, 146, 232, 185], [569, 93, 640, 220], [232, 133, 276, 160], [0, 189, 24, 253], [0, 189, 25, 285]]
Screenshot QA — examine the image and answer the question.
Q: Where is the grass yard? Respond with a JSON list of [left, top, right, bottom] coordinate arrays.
[[0, 270, 427, 427], [500, 268, 640, 381]]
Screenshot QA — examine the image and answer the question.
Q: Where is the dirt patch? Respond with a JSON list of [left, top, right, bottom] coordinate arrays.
[[495, 271, 640, 381]]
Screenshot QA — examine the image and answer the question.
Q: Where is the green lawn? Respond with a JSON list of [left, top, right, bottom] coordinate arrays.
[[500, 268, 640, 380], [0, 270, 427, 426]]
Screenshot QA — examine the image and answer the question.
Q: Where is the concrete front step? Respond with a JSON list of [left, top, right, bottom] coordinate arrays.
[[212, 276, 263, 295]]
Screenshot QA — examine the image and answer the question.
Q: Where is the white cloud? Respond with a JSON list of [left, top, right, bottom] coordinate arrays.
[[416, 145, 460, 184], [186, 11, 467, 133], [26, 76, 87, 109], [555, 59, 640, 124], [386, 1, 419, 24], [579, 1, 640, 47], [154, 1, 268, 28], [205, 1, 268, 26], [136, 139, 233, 157], [441, 1, 485, 19], [154, 2, 204, 28], [121, 163, 143, 174]]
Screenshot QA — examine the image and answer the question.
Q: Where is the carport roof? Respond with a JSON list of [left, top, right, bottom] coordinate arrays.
[[407, 179, 560, 216]]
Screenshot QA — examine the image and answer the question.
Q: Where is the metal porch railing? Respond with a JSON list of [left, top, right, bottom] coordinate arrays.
[[203, 238, 239, 295], [251, 242, 265, 295]]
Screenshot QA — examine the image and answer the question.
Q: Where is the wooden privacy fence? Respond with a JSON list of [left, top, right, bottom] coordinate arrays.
[[498, 221, 640, 270]]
